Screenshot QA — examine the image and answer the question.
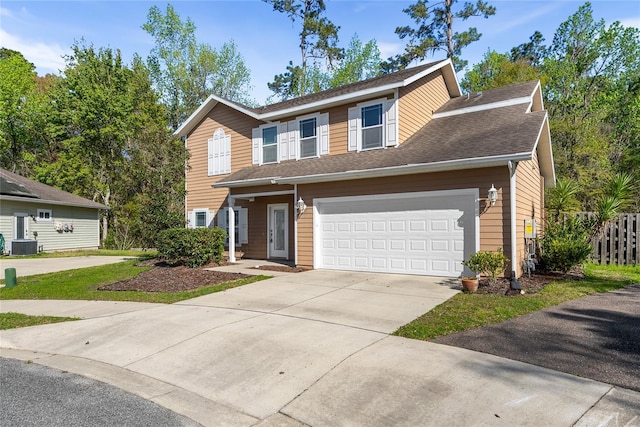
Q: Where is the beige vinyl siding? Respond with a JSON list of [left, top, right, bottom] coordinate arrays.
[[296, 167, 511, 270], [398, 71, 450, 143], [185, 103, 263, 219], [515, 153, 544, 277], [0, 200, 100, 252]]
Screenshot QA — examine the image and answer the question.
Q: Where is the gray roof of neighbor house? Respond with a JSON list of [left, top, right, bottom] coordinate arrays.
[[174, 59, 461, 137], [0, 168, 108, 209], [215, 80, 554, 188]]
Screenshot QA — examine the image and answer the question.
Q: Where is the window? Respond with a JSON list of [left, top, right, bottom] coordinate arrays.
[[348, 98, 397, 152], [217, 207, 248, 246], [208, 129, 231, 176], [37, 209, 52, 222], [190, 209, 212, 229], [361, 104, 383, 149], [262, 126, 278, 164], [299, 117, 317, 158]]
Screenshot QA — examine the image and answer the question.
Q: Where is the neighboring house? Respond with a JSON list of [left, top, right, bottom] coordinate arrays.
[[0, 168, 107, 254], [175, 59, 554, 278]]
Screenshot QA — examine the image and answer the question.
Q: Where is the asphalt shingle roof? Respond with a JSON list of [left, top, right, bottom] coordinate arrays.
[[0, 168, 108, 209], [217, 92, 546, 185]]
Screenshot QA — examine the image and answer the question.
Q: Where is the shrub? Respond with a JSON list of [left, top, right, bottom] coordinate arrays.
[[539, 217, 592, 273], [462, 248, 509, 284], [156, 227, 226, 268]]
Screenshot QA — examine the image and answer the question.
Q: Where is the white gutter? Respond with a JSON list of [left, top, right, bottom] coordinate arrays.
[[432, 97, 531, 119], [508, 161, 518, 280], [213, 152, 534, 189]]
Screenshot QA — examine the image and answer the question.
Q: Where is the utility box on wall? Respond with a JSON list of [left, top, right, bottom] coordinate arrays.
[[524, 219, 537, 238]]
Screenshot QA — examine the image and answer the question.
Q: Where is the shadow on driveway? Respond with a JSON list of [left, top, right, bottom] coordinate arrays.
[[434, 284, 640, 392]]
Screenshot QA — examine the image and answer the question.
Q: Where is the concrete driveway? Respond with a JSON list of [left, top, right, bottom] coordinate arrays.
[[0, 256, 132, 279], [1, 268, 636, 426]]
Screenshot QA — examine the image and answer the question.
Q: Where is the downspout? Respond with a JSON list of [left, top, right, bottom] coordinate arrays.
[[228, 197, 236, 262], [183, 136, 188, 228], [294, 184, 298, 266], [508, 161, 521, 290]]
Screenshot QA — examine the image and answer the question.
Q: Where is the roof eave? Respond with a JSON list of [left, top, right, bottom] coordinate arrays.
[[0, 195, 109, 210], [214, 153, 533, 188]]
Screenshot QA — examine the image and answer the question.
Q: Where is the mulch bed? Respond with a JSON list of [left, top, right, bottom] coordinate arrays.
[[474, 266, 585, 295], [98, 260, 250, 293]]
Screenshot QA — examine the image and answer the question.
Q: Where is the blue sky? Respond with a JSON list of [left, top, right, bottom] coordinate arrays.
[[1, 0, 638, 104]]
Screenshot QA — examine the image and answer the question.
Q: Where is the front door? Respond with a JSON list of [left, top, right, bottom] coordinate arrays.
[[14, 213, 29, 240], [268, 204, 288, 259]]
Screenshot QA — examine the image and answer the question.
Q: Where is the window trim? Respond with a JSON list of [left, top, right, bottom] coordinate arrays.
[[208, 128, 231, 176], [260, 123, 279, 165], [191, 208, 212, 229], [348, 97, 397, 152], [37, 209, 52, 222], [297, 113, 320, 159], [360, 103, 384, 151]]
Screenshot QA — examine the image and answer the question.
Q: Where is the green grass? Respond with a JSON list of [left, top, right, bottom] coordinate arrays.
[[0, 259, 269, 304], [395, 264, 640, 341], [0, 312, 79, 330], [3, 249, 157, 259]]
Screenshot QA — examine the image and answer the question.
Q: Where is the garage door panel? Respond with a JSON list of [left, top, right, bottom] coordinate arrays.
[[316, 193, 476, 277]]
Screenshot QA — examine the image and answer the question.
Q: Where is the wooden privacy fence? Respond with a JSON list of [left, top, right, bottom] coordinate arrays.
[[572, 213, 640, 266]]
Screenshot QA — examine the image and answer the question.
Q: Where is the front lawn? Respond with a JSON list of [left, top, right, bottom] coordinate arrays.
[[0, 312, 79, 330], [395, 264, 640, 341], [2, 249, 157, 259], [0, 259, 268, 304]]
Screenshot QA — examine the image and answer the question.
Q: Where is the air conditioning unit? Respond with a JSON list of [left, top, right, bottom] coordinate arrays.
[[12, 240, 38, 255]]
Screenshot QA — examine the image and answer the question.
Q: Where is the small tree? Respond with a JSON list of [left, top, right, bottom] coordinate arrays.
[[462, 248, 509, 284]]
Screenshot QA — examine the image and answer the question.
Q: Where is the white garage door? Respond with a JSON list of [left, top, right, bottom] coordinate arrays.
[[314, 190, 477, 277]]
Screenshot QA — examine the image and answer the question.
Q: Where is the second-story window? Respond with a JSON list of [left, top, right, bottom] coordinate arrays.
[[262, 126, 278, 164], [361, 104, 383, 150], [299, 117, 317, 158]]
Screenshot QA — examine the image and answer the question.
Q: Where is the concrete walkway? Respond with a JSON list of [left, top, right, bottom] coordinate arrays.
[[0, 256, 132, 279], [1, 265, 638, 426]]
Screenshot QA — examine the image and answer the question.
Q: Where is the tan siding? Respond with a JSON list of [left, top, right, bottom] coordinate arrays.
[[515, 153, 543, 277], [297, 168, 511, 270], [185, 103, 263, 217], [398, 71, 451, 143]]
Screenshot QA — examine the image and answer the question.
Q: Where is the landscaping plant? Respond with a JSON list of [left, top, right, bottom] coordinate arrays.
[[156, 227, 226, 267], [462, 249, 509, 284]]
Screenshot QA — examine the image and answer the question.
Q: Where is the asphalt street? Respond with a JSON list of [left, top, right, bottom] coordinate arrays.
[[0, 357, 199, 427], [435, 283, 640, 392]]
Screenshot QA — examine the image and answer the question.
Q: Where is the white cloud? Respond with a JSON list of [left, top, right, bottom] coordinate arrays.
[[0, 7, 13, 18], [618, 16, 640, 29], [0, 29, 68, 74], [377, 41, 404, 60], [490, 3, 564, 35]]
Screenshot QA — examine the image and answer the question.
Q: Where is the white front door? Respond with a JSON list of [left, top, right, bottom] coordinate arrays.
[[268, 204, 288, 259]]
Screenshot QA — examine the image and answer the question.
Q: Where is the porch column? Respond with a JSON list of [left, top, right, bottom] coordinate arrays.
[[228, 198, 236, 262]]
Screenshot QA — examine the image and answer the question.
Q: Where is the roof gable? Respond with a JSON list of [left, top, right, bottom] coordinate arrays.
[[175, 59, 460, 138], [0, 168, 108, 209]]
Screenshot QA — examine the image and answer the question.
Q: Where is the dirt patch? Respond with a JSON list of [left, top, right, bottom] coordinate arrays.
[[98, 260, 250, 293], [474, 267, 585, 295]]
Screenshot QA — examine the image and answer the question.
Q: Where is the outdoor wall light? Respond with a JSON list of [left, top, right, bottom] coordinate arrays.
[[488, 184, 498, 206], [296, 197, 307, 215]]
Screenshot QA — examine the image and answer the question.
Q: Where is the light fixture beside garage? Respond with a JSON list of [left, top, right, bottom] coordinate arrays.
[[488, 185, 498, 206], [296, 197, 307, 215]]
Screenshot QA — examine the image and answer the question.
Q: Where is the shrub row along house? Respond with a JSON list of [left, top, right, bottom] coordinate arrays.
[[0, 168, 107, 254], [175, 59, 555, 279]]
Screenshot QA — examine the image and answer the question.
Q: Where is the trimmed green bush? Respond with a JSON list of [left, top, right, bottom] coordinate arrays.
[[462, 248, 509, 283], [156, 227, 226, 268], [540, 217, 592, 273]]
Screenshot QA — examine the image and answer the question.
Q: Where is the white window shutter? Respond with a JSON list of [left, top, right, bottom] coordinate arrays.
[[206, 210, 215, 228], [348, 106, 359, 152], [207, 137, 215, 175], [251, 127, 261, 165], [188, 210, 195, 229], [287, 120, 298, 160], [224, 134, 231, 173], [239, 208, 248, 244], [385, 99, 398, 147], [319, 113, 329, 155], [217, 208, 226, 229], [278, 122, 288, 161]]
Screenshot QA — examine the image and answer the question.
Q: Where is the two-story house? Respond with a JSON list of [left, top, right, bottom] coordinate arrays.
[[175, 59, 554, 279]]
